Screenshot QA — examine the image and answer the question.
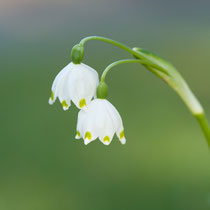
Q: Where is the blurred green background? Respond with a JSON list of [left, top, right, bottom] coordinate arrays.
[[1, 0, 210, 209]]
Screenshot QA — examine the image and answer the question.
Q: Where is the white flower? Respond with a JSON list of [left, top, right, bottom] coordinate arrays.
[[75, 99, 126, 145], [49, 62, 99, 110]]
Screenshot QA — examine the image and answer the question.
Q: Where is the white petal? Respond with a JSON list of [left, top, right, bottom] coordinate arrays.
[[68, 63, 99, 109], [99, 133, 115, 146], [120, 137, 126, 144], [48, 96, 54, 105], [116, 128, 126, 144], [49, 62, 72, 105], [84, 99, 116, 145], [83, 131, 97, 145], [76, 110, 86, 138], [77, 110, 98, 145], [105, 100, 123, 130], [84, 138, 91, 145], [97, 100, 116, 145], [104, 100, 126, 144], [57, 71, 71, 110], [75, 134, 81, 139]]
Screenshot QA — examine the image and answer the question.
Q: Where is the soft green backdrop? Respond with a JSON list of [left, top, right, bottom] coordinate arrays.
[[1, 0, 210, 209]]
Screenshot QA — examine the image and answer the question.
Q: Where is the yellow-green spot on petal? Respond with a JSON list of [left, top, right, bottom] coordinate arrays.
[[103, 136, 110, 142], [50, 91, 54, 101], [85, 131, 91, 140], [120, 130, 124, 139], [76, 130, 80, 137], [79, 98, 86, 108], [61, 100, 68, 108]]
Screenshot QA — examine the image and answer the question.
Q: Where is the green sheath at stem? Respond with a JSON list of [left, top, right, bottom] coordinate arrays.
[[79, 36, 210, 148]]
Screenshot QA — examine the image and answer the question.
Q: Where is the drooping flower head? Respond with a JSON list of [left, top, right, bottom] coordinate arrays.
[[75, 98, 126, 145], [49, 41, 127, 146], [49, 62, 99, 110]]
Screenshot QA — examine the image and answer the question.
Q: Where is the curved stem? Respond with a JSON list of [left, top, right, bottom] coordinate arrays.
[[195, 113, 210, 148], [79, 36, 210, 149], [79, 36, 148, 60], [101, 59, 169, 82]]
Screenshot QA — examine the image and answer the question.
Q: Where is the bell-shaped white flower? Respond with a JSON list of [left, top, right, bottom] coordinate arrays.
[[75, 99, 126, 145], [49, 62, 99, 110]]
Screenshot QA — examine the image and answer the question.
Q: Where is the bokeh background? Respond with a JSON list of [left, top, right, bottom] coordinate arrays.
[[1, 0, 210, 209]]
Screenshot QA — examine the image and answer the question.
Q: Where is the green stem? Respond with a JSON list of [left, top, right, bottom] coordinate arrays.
[[195, 113, 210, 148], [79, 36, 147, 60], [101, 59, 168, 82]]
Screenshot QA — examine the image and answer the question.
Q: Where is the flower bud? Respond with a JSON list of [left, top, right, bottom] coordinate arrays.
[[71, 44, 84, 64], [97, 82, 108, 99]]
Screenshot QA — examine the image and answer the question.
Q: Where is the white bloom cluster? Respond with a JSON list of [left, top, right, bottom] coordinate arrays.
[[49, 62, 126, 145]]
